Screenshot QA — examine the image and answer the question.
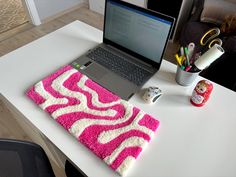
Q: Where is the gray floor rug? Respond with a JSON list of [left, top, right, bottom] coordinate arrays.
[[0, 0, 28, 34]]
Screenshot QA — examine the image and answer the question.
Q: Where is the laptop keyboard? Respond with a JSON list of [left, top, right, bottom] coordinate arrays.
[[87, 47, 151, 86]]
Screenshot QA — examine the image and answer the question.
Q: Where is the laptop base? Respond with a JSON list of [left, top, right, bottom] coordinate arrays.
[[71, 55, 139, 100]]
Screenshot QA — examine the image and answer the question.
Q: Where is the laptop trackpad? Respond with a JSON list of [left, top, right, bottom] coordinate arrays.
[[82, 62, 137, 100], [85, 63, 108, 80]]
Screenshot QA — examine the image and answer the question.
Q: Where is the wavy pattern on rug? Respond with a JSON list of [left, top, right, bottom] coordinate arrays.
[[26, 65, 160, 176]]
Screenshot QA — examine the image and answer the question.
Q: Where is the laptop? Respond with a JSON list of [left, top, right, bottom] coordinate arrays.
[[70, 0, 174, 100]]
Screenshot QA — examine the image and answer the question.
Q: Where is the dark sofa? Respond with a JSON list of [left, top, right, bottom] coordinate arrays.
[[179, 0, 236, 91]]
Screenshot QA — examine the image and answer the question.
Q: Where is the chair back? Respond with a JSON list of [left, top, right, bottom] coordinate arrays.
[[0, 139, 56, 177]]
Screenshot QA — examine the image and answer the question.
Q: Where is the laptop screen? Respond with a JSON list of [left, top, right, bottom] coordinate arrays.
[[104, 0, 174, 66]]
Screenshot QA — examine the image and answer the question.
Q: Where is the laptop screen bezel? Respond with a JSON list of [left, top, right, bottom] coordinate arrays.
[[103, 0, 175, 69]]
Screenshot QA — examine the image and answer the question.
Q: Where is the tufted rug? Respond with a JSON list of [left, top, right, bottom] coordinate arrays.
[[26, 65, 160, 176]]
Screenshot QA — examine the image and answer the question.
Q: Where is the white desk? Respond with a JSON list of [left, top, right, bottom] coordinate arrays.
[[0, 21, 236, 177]]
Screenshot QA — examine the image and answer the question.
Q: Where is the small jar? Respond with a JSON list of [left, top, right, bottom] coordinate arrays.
[[190, 80, 213, 107]]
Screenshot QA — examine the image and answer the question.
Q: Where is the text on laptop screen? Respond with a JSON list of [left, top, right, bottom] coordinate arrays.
[[104, 0, 172, 63]]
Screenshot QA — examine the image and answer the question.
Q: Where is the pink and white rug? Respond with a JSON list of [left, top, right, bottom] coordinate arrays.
[[26, 65, 160, 176]]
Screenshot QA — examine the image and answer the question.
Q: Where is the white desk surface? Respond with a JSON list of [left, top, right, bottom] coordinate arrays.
[[0, 21, 236, 177]]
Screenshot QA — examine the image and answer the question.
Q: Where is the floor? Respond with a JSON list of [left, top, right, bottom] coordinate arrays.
[[0, 4, 104, 57], [0, 3, 178, 176], [0, 4, 103, 177], [0, 3, 179, 61], [0, 22, 33, 42], [0, 0, 28, 34]]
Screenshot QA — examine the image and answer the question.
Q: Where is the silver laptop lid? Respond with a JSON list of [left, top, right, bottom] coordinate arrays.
[[103, 0, 175, 70]]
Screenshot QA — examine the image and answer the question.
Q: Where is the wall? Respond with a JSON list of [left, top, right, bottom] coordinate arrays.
[[33, 0, 85, 21], [89, 0, 147, 15]]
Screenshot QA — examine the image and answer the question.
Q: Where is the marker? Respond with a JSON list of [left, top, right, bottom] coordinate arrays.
[[175, 54, 182, 66], [180, 47, 184, 57], [175, 54, 185, 70], [191, 52, 201, 64], [185, 66, 192, 72], [187, 42, 195, 59], [181, 56, 187, 66], [184, 47, 190, 66]]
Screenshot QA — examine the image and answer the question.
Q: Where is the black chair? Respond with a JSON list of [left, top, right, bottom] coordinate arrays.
[[0, 139, 56, 177], [65, 160, 85, 177]]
